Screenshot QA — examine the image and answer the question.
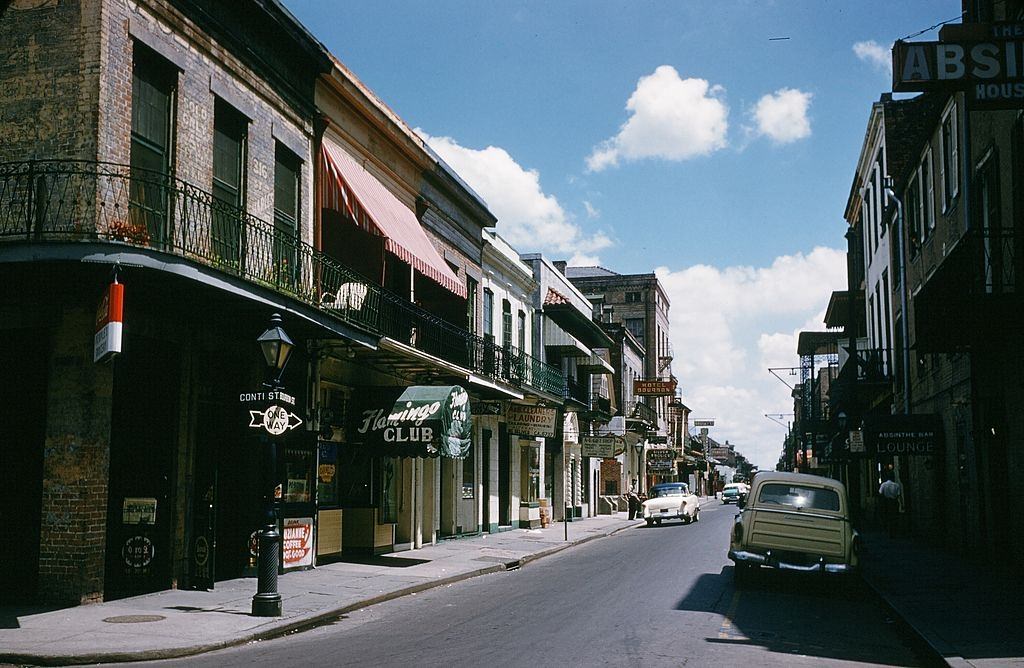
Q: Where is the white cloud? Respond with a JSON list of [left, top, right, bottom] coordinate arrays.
[[656, 246, 846, 469], [854, 40, 893, 77], [583, 200, 600, 219], [753, 88, 812, 145], [418, 130, 612, 259], [586, 65, 729, 171]]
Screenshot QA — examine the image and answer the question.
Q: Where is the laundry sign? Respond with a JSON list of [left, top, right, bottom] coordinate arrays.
[[506, 404, 558, 438]]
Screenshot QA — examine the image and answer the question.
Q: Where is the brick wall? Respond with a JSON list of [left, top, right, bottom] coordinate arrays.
[[38, 307, 113, 604], [0, 1, 103, 163]]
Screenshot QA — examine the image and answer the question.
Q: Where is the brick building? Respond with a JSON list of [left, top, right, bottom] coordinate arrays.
[[0, 0, 566, 605]]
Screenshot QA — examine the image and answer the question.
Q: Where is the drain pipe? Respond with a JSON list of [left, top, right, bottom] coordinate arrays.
[[884, 184, 911, 415]]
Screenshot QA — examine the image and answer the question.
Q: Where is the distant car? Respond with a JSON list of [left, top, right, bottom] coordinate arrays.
[[728, 472, 859, 583], [721, 483, 748, 504], [642, 482, 700, 526]]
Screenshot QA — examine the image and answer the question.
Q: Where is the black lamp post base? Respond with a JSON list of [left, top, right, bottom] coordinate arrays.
[[252, 592, 283, 617]]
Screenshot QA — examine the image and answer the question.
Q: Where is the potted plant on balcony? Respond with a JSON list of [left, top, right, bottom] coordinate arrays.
[[107, 219, 151, 245]]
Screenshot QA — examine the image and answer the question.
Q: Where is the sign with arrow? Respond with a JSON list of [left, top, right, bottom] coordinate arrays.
[[248, 405, 303, 435]]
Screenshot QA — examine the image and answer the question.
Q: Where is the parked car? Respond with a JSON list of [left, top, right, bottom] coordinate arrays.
[[721, 483, 748, 504], [642, 482, 700, 526], [728, 471, 858, 583]]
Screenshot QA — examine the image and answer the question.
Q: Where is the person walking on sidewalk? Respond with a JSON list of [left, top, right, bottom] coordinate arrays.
[[879, 471, 903, 537], [627, 478, 642, 520]]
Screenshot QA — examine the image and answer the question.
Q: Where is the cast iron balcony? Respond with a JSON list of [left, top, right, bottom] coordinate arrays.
[[625, 399, 657, 427], [0, 159, 565, 397]]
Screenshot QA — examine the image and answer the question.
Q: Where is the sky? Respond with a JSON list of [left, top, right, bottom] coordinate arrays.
[[284, 0, 962, 470]]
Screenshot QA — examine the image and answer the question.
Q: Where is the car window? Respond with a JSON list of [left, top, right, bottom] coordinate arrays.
[[650, 485, 688, 498], [756, 483, 840, 511]]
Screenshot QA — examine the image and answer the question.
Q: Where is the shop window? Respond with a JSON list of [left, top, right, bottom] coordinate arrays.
[[337, 450, 373, 507], [283, 444, 314, 504], [379, 458, 398, 524], [462, 444, 475, 499], [317, 442, 338, 507]]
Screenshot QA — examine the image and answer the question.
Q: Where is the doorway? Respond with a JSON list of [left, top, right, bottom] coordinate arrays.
[[481, 429, 492, 531], [0, 328, 48, 601], [104, 337, 179, 600], [498, 424, 510, 526]]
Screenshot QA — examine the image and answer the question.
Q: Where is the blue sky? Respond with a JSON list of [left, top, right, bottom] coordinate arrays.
[[284, 1, 961, 469]]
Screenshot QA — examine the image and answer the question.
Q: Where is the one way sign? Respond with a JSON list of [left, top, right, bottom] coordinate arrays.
[[249, 405, 303, 436]]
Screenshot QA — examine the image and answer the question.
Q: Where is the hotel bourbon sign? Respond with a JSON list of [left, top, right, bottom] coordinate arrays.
[[633, 378, 677, 396]]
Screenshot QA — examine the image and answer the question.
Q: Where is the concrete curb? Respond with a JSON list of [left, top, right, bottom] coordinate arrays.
[[860, 575, 967, 668], [3, 523, 640, 666]]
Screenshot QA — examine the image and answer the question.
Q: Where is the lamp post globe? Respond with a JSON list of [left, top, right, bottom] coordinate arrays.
[[257, 313, 294, 385]]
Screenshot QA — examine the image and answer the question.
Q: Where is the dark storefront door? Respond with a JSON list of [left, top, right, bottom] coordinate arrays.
[[0, 329, 47, 601], [104, 337, 178, 600], [498, 424, 510, 526], [481, 429, 492, 531]]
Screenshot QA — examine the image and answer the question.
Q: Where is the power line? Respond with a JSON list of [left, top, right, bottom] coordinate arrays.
[[899, 13, 965, 42]]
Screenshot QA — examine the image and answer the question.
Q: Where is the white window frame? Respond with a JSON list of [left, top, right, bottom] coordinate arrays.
[[940, 99, 960, 212], [924, 147, 936, 236]]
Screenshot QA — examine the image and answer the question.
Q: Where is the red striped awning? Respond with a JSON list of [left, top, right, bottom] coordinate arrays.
[[320, 139, 466, 298]]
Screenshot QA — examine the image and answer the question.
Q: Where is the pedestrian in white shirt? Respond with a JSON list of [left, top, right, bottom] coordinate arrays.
[[879, 472, 902, 537]]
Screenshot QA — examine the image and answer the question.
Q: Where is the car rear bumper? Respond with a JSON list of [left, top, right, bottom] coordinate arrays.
[[729, 549, 855, 574]]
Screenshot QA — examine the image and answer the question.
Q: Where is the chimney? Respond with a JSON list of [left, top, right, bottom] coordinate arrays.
[[553, 260, 567, 274]]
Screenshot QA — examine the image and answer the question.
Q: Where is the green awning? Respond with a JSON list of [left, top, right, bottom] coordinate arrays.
[[350, 385, 472, 458]]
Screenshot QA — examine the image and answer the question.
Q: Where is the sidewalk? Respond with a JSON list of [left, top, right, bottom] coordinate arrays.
[[0, 510, 650, 666], [859, 529, 1024, 668]]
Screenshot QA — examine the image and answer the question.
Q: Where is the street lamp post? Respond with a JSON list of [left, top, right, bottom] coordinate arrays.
[[252, 313, 293, 617]]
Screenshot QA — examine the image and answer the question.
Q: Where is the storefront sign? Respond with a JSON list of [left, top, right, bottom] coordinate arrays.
[[849, 429, 865, 454], [122, 497, 157, 525], [693, 419, 715, 427], [506, 404, 558, 438], [122, 535, 154, 570], [646, 448, 675, 471], [893, 37, 1024, 94], [470, 401, 503, 416], [862, 414, 943, 457], [352, 385, 472, 458], [94, 280, 124, 363], [580, 435, 618, 458], [282, 517, 314, 569], [633, 378, 677, 396], [648, 435, 668, 445]]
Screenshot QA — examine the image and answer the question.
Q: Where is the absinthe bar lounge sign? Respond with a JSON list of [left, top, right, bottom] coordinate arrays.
[[861, 414, 943, 458], [893, 22, 1024, 106]]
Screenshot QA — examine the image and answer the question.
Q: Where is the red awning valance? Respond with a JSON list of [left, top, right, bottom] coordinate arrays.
[[320, 139, 466, 298]]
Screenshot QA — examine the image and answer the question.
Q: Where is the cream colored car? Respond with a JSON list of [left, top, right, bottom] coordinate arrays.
[[728, 472, 858, 582], [642, 482, 700, 526]]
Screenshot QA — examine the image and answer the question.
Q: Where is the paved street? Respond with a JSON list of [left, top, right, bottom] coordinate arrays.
[[132, 503, 923, 668]]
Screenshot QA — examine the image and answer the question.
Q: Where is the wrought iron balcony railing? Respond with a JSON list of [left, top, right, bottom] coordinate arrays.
[[626, 399, 657, 426], [564, 375, 589, 406], [849, 343, 892, 382], [0, 159, 566, 397]]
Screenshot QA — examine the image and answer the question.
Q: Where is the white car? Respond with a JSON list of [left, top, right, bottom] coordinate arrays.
[[642, 482, 700, 526]]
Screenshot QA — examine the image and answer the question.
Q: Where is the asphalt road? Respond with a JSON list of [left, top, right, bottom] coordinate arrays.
[[137, 503, 925, 668]]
